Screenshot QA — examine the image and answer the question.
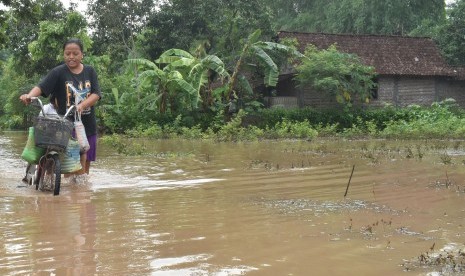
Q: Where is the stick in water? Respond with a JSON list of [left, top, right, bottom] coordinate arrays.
[[344, 165, 355, 198]]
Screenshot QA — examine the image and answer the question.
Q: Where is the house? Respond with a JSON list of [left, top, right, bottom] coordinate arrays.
[[270, 31, 465, 109]]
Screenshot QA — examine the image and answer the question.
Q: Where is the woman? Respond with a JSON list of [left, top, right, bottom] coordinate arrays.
[[20, 38, 101, 176]]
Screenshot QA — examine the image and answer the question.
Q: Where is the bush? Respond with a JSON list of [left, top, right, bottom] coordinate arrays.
[[99, 99, 465, 143]]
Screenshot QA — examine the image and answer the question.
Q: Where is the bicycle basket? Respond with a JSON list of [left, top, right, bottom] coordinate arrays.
[[34, 116, 73, 150]]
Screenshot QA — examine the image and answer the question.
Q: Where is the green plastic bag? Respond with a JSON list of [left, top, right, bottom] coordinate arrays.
[[21, 127, 45, 164]]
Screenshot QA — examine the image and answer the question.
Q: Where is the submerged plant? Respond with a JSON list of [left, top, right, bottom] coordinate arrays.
[[440, 152, 452, 165]]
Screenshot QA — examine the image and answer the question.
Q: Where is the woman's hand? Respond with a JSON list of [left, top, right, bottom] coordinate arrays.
[[19, 94, 31, 105], [76, 102, 85, 113], [77, 94, 100, 113], [20, 87, 41, 105]]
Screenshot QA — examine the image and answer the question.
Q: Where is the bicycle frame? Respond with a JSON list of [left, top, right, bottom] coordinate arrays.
[[24, 97, 76, 195]]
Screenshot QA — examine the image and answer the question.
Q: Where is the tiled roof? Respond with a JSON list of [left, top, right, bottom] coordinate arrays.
[[278, 31, 457, 77]]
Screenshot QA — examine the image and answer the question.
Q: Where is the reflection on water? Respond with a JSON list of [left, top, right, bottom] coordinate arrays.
[[1, 131, 465, 275]]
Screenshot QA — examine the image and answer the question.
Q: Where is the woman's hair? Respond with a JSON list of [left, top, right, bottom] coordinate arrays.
[[63, 38, 84, 52]]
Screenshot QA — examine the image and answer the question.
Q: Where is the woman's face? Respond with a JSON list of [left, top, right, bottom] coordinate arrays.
[[63, 43, 83, 70]]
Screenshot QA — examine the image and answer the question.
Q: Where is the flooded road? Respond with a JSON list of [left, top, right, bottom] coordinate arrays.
[[1, 131, 465, 275]]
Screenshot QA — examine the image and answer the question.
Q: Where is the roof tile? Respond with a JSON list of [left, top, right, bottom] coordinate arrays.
[[278, 31, 457, 77]]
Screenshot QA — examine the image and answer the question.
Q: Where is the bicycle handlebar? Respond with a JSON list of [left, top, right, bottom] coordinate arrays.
[[30, 96, 76, 119], [30, 97, 45, 116], [64, 105, 76, 118]]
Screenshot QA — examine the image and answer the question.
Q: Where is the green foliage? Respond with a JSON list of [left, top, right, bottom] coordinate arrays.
[[267, 119, 318, 139], [88, 0, 153, 71], [295, 45, 377, 108], [5, 0, 70, 77], [95, 100, 465, 149], [339, 117, 378, 138], [209, 114, 260, 142], [380, 100, 465, 139], [28, 11, 90, 67], [268, 0, 446, 36], [125, 57, 197, 114], [434, 0, 465, 66], [157, 48, 230, 111], [142, 0, 274, 61], [227, 29, 304, 101], [99, 134, 147, 155], [0, 0, 462, 138], [0, 58, 38, 129]]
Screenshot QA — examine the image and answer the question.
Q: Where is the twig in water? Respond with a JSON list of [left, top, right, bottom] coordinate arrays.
[[445, 170, 450, 188], [344, 165, 355, 198]]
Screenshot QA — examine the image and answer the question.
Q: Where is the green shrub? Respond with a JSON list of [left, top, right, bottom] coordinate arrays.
[[268, 119, 318, 139]]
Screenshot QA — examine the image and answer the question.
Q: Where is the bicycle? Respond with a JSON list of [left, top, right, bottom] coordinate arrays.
[[22, 97, 76, 195]]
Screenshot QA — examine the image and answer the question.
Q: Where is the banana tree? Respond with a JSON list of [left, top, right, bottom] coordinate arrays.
[[156, 48, 229, 110], [126, 58, 197, 114], [226, 29, 304, 101]]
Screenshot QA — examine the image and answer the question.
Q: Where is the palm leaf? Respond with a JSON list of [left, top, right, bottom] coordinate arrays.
[[189, 64, 209, 90], [251, 46, 278, 86], [256, 41, 305, 58], [237, 75, 254, 95], [138, 69, 166, 89], [247, 29, 262, 44], [169, 57, 195, 68], [188, 55, 229, 81], [111, 88, 120, 108], [126, 58, 157, 70], [139, 69, 165, 81], [201, 55, 229, 78], [160, 48, 194, 59], [168, 78, 199, 108], [156, 48, 194, 64]]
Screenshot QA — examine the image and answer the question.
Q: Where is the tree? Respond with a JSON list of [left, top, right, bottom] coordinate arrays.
[[434, 0, 465, 66], [125, 57, 197, 114], [87, 0, 154, 71], [28, 12, 90, 73], [125, 45, 231, 114], [5, 0, 69, 76], [156, 48, 229, 111], [267, 0, 446, 36], [226, 30, 304, 102], [295, 45, 377, 108], [0, 0, 14, 49], [142, 0, 274, 61]]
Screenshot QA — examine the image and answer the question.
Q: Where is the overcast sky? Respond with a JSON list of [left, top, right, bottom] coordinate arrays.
[[61, 0, 88, 13]]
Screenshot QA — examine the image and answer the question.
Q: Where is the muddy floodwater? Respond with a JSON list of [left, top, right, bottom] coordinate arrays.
[[1, 131, 465, 276]]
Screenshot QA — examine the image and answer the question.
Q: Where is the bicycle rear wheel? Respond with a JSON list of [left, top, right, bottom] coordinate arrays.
[[38, 155, 62, 196]]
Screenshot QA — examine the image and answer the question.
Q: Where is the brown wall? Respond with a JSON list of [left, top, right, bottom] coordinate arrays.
[[437, 79, 465, 107], [373, 76, 465, 108], [372, 76, 436, 107], [273, 75, 465, 109]]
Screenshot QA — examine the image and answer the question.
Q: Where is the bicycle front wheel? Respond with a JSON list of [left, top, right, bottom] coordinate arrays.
[[38, 155, 62, 196]]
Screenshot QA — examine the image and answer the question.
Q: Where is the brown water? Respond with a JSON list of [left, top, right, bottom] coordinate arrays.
[[1, 131, 465, 276]]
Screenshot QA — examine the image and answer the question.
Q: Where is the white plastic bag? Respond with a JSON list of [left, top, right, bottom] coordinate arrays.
[[74, 113, 90, 152], [39, 103, 58, 117]]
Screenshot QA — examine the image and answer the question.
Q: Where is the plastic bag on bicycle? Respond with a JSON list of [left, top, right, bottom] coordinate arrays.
[[21, 127, 45, 164], [74, 119, 90, 152], [60, 139, 82, 174]]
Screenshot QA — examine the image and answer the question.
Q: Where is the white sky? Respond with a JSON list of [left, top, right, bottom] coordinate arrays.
[[61, 0, 88, 13]]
